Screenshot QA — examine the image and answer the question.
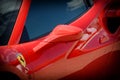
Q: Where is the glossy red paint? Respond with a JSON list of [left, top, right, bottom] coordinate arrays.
[[0, 0, 120, 80], [8, 0, 31, 45], [70, 0, 110, 30], [61, 50, 120, 80]]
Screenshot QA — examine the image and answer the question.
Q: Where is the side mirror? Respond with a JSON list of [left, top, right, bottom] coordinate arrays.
[[33, 25, 82, 52]]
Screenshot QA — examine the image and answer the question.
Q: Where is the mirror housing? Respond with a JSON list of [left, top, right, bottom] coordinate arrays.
[[33, 25, 82, 52]]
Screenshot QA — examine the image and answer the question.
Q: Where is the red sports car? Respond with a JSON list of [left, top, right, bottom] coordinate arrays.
[[0, 0, 120, 80]]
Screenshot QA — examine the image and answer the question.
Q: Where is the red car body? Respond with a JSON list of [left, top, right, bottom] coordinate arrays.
[[0, 0, 120, 80]]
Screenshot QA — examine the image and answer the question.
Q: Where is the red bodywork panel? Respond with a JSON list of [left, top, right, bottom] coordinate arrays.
[[0, 0, 120, 80], [8, 0, 31, 45]]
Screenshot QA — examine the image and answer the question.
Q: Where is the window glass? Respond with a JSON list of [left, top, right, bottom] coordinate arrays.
[[21, 0, 89, 43], [106, 1, 120, 33], [0, 0, 22, 45]]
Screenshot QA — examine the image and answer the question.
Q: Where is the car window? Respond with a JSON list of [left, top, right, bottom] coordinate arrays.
[[20, 0, 92, 43], [106, 1, 120, 33], [0, 0, 22, 45]]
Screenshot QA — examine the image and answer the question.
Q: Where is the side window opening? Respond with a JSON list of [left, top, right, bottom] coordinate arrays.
[[105, 1, 120, 33], [0, 10, 20, 45], [20, 0, 93, 43], [84, 0, 93, 7], [0, 0, 22, 45], [20, 26, 30, 43]]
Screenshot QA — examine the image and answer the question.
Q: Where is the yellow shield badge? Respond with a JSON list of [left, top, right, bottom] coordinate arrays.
[[17, 54, 26, 67]]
